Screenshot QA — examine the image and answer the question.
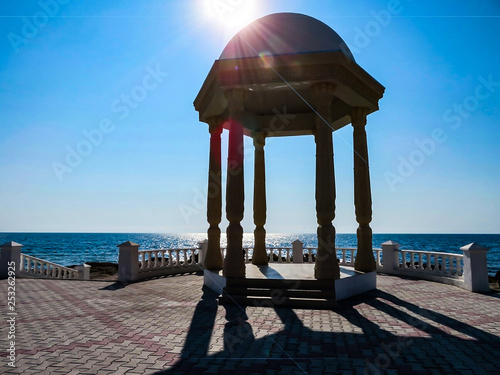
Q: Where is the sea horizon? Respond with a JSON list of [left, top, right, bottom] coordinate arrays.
[[1, 232, 498, 276]]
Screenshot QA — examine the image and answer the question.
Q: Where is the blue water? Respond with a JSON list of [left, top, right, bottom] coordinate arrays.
[[1, 233, 499, 276]]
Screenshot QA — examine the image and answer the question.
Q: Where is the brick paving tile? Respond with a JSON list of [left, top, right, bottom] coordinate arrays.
[[1, 274, 499, 374]]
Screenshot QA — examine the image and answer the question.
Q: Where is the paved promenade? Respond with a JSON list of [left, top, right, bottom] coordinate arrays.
[[1, 273, 499, 374]]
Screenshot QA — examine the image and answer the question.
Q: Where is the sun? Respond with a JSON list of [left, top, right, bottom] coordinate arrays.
[[202, 0, 260, 36]]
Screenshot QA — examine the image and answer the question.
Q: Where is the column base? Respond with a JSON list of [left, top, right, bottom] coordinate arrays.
[[223, 222, 246, 278], [205, 225, 223, 271], [314, 225, 340, 280], [354, 225, 376, 272], [252, 227, 268, 265]]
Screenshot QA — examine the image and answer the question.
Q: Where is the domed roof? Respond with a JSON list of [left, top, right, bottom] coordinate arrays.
[[220, 13, 355, 61]]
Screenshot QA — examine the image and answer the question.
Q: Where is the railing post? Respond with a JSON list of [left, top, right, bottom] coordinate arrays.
[[381, 240, 399, 273], [0, 242, 22, 279], [460, 243, 490, 292], [292, 239, 304, 263], [75, 263, 91, 280], [118, 241, 140, 283], [198, 239, 208, 267]]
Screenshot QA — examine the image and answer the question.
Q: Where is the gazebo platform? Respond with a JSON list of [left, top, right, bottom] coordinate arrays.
[[204, 263, 376, 309]]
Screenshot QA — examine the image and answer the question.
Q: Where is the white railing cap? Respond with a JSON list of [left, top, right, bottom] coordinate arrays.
[[1, 241, 23, 248], [401, 249, 463, 257], [21, 253, 77, 272], [118, 241, 140, 248], [381, 240, 399, 246], [460, 243, 489, 252]]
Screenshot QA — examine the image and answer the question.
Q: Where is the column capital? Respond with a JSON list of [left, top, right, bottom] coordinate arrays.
[[310, 82, 336, 110], [252, 132, 266, 149], [225, 89, 248, 112], [207, 116, 223, 135], [351, 107, 370, 128]]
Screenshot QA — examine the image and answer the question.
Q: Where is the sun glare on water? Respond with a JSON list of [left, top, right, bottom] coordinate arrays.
[[201, 0, 260, 37]]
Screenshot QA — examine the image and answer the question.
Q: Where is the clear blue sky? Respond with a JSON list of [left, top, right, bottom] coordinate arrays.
[[0, 0, 499, 234]]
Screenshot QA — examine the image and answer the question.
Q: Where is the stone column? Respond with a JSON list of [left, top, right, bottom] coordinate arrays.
[[0, 241, 22, 279], [118, 241, 139, 283], [351, 107, 376, 272], [311, 83, 340, 280], [223, 89, 247, 278], [75, 263, 91, 280], [461, 243, 490, 292], [252, 132, 268, 265], [292, 239, 304, 263], [205, 117, 224, 271], [381, 240, 400, 273]]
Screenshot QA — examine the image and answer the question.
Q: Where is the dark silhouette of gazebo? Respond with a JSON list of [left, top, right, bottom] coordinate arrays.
[[194, 13, 384, 305]]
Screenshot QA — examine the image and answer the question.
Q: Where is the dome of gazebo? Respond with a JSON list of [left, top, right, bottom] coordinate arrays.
[[220, 13, 355, 61]]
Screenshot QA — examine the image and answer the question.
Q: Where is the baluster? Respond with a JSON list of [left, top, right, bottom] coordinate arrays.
[[245, 248, 249, 264], [349, 250, 354, 266], [176, 250, 180, 267], [342, 249, 346, 265], [167, 250, 172, 267], [286, 248, 290, 263]]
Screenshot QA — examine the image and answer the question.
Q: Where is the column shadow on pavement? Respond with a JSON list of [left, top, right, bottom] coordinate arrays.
[[153, 286, 500, 375]]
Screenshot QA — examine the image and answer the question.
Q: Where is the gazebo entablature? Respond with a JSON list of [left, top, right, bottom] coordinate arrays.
[[194, 13, 385, 281], [195, 51, 384, 137]]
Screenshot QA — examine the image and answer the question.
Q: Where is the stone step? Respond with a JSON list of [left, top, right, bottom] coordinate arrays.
[[223, 286, 335, 299], [225, 277, 334, 290], [218, 295, 336, 309]]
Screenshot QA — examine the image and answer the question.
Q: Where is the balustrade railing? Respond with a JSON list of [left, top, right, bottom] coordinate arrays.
[[398, 250, 463, 277], [137, 248, 198, 273], [228, 246, 382, 266], [19, 254, 80, 279]]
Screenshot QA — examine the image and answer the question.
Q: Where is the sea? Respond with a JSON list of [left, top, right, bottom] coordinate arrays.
[[1, 233, 499, 276]]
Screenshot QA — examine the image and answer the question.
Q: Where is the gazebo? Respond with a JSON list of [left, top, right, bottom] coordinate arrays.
[[194, 13, 385, 305]]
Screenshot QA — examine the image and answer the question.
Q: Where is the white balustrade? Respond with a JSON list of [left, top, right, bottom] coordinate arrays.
[[137, 248, 198, 273], [304, 248, 315, 263], [19, 254, 80, 279], [398, 250, 463, 277]]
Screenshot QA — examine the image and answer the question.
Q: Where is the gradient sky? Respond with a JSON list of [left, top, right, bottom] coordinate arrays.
[[0, 0, 499, 234]]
